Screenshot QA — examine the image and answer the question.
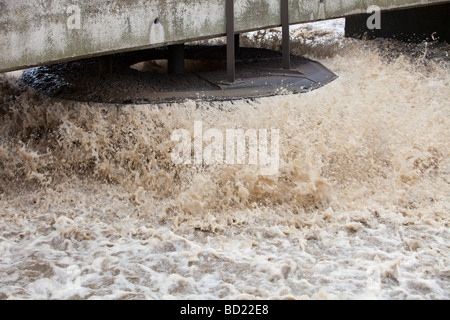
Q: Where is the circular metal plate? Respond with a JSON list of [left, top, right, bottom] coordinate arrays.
[[21, 45, 337, 104]]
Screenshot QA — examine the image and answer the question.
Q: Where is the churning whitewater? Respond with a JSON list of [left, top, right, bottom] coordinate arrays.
[[0, 19, 449, 300]]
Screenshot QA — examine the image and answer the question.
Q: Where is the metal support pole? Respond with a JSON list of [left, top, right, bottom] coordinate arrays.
[[235, 33, 240, 58], [226, 0, 235, 83], [99, 55, 112, 75], [168, 43, 185, 75], [281, 0, 290, 70]]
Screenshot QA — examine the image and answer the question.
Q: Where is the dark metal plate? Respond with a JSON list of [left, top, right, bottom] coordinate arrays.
[[21, 45, 337, 104]]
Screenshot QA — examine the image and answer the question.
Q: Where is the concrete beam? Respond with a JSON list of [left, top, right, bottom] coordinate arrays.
[[1, 0, 450, 72]]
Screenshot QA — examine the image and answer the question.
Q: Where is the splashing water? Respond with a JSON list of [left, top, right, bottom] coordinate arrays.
[[0, 19, 449, 300]]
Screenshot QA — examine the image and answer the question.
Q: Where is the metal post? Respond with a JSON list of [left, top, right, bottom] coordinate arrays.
[[99, 55, 112, 75], [281, 0, 290, 70], [168, 43, 185, 75], [235, 33, 240, 58], [226, 0, 235, 83]]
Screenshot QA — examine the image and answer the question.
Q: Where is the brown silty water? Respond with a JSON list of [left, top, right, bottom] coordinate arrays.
[[0, 20, 449, 299]]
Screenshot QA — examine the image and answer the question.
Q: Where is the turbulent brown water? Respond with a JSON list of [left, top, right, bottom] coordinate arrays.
[[0, 20, 449, 299]]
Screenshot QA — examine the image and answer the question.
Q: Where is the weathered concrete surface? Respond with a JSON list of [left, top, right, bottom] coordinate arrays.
[[1, 0, 450, 72]]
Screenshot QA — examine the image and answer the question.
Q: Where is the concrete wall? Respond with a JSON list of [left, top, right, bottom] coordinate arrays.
[[1, 0, 449, 72]]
